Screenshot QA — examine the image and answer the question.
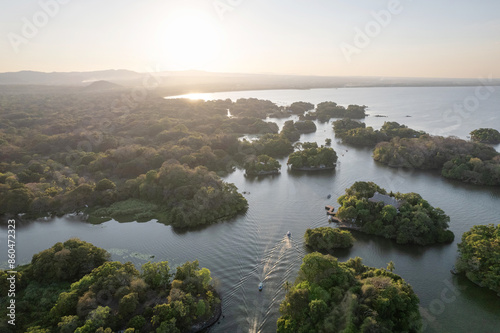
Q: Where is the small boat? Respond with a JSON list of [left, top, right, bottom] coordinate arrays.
[[259, 282, 263, 291], [286, 231, 291, 238]]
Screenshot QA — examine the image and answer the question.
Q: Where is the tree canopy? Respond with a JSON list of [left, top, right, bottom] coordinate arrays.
[[456, 224, 500, 295], [244, 154, 281, 176], [277, 253, 422, 332], [333, 120, 425, 147], [335, 181, 454, 245], [470, 128, 500, 144], [287, 142, 338, 170], [0, 240, 221, 333], [314, 102, 367, 122], [304, 227, 355, 250]]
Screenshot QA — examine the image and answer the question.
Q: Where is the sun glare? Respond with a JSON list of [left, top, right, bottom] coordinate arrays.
[[155, 9, 223, 71], [164, 92, 214, 100]]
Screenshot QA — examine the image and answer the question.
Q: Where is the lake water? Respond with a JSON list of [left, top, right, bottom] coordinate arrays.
[[4, 87, 500, 332]]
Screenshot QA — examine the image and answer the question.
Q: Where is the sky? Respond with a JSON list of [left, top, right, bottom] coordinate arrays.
[[1, 0, 499, 78]]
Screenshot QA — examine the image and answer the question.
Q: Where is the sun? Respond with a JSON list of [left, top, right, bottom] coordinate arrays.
[[155, 9, 223, 71]]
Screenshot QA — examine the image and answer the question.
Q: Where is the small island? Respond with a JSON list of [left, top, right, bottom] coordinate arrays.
[[287, 142, 338, 170], [470, 128, 500, 144], [373, 133, 500, 185], [244, 154, 281, 176], [455, 224, 500, 296], [288, 101, 315, 115], [313, 101, 367, 122], [0, 239, 222, 333], [333, 120, 425, 147], [304, 227, 355, 250], [280, 120, 316, 142], [277, 253, 422, 332], [334, 181, 454, 245]]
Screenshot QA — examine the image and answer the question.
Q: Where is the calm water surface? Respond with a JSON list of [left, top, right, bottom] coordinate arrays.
[[3, 87, 500, 332]]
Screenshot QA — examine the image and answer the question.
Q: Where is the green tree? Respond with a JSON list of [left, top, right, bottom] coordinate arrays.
[[95, 178, 116, 191], [141, 261, 172, 290]]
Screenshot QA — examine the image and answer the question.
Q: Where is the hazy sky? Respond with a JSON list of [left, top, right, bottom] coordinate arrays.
[[1, 0, 499, 78]]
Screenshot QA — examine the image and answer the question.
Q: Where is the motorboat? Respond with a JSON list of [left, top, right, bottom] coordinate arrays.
[[259, 282, 263, 291], [286, 231, 291, 238]]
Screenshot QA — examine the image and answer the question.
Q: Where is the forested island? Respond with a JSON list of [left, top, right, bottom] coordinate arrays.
[[455, 224, 500, 296], [312, 102, 367, 122], [470, 128, 500, 144], [304, 227, 355, 250], [335, 181, 454, 245], [244, 154, 281, 176], [0, 239, 221, 333], [277, 253, 422, 332], [332, 120, 500, 186], [374, 134, 500, 185], [287, 142, 338, 170], [333, 120, 425, 147]]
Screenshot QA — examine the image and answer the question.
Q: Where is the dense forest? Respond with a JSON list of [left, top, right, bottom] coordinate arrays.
[[287, 142, 338, 170], [304, 227, 355, 250], [0, 90, 372, 225], [244, 154, 281, 176], [335, 181, 454, 245], [0, 239, 221, 332], [470, 128, 500, 144], [373, 134, 500, 185], [455, 224, 500, 296], [332, 121, 500, 186], [333, 120, 425, 147], [0, 92, 329, 226], [277, 253, 422, 332], [312, 102, 367, 122]]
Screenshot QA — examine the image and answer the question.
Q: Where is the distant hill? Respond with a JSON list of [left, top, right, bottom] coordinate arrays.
[[0, 69, 142, 86], [82, 80, 123, 92], [1, 70, 499, 94]]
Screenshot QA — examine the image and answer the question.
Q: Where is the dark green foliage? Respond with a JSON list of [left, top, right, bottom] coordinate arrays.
[[304, 227, 355, 250], [374, 134, 498, 169], [287, 142, 338, 169], [442, 155, 500, 185], [0, 241, 221, 332], [141, 261, 172, 290], [470, 128, 500, 144], [280, 120, 301, 142], [288, 101, 314, 114], [456, 224, 500, 295], [251, 133, 294, 158], [91, 163, 248, 228], [316, 102, 366, 122], [244, 154, 281, 176], [30, 238, 110, 283], [0, 94, 286, 226], [230, 98, 280, 118], [294, 120, 317, 133], [277, 253, 422, 332], [95, 178, 116, 191], [333, 120, 425, 147], [336, 181, 454, 245], [333, 118, 366, 137]]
